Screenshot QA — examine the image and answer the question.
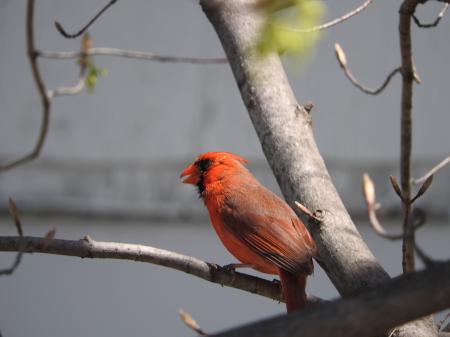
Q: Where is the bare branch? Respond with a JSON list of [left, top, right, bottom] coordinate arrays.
[[0, 198, 25, 276], [0, 235, 290, 302], [412, 156, 450, 184], [0, 0, 51, 172], [212, 261, 450, 337], [399, 0, 421, 274], [362, 174, 404, 240], [335, 43, 401, 95], [38, 48, 228, 64], [54, 0, 117, 39], [179, 309, 209, 336], [413, 3, 449, 28], [277, 0, 374, 33]]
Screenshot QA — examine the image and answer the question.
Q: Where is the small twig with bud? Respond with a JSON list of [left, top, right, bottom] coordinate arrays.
[[179, 309, 209, 336], [362, 174, 426, 241], [390, 174, 433, 205], [334, 43, 401, 95], [294, 201, 323, 223]]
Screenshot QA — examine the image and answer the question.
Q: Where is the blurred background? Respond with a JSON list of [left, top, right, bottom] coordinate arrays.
[[0, 0, 449, 336]]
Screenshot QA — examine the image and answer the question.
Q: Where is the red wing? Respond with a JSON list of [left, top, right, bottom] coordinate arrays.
[[220, 189, 316, 275]]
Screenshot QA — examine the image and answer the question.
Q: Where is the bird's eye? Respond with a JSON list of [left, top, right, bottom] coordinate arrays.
[[196, 159, 212, 172]]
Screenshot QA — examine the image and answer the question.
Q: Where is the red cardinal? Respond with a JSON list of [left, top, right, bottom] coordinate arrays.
[[180, 151, 317, 313]]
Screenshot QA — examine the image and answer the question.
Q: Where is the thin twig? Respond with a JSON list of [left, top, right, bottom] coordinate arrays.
[[276, 0, 374, 33], [0, 198, 24, 276], [399, 0, 421, 274], [0, 247, 24, 276], [362, 174, 425, 241], [0, 0, 51, 172], [335, 44, 401, 95], [413, 3, 449, 28], [48, 76, 86, 99], [38, 48, 228, 64], [412, 156, 450, 184], [54, 0, 118, 39]]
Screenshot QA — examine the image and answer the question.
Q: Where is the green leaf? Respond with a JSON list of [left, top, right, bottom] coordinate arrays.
[[257, 0, 325, 57], [84, 60, 107, 93]]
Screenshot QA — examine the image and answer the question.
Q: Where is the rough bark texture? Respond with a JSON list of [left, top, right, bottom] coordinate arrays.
[[212, 262, 448, 337], [201, 0, 437, 336], [0, 235, 284, 301]]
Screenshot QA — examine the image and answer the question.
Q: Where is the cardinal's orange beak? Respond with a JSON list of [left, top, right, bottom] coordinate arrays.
[[180, 163, 199, 185]]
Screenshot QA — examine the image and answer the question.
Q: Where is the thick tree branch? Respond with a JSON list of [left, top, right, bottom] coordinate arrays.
[[201, 0, 437, 335], [202, 0, 388, 294], [211, 262, 449, 337], [0, 235, 290, 303]]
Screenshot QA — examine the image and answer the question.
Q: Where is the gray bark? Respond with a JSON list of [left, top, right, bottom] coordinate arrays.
[[201, 0, 437, 335], [0, 235, 284, 301], [212, 261, 448, 337]]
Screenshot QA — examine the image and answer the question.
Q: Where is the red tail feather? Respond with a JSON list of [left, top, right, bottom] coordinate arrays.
[[279, 269, 308, 313]]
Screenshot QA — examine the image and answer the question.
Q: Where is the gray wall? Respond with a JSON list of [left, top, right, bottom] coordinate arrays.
[[1, 0, 449, 218]]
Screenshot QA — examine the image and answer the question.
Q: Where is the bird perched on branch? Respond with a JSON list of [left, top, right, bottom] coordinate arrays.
[[180, 151, 317, 313]]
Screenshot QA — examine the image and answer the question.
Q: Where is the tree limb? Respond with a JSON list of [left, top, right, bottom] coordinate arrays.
[[211, 261, 449, 337], [0, 235, 289, 302], [201, 0, 437, 335], [202, 0, 386, 298]]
